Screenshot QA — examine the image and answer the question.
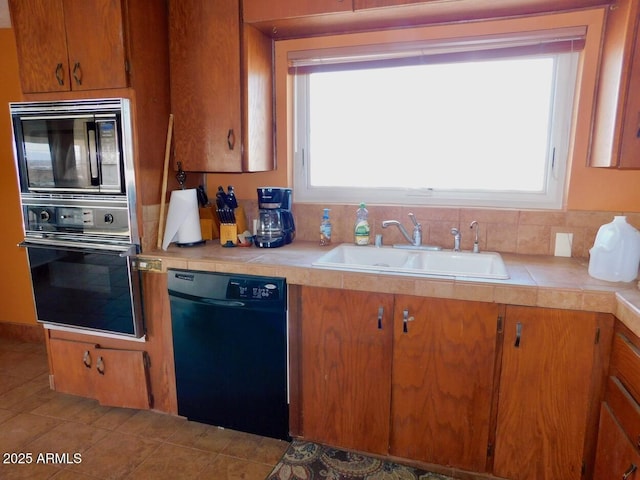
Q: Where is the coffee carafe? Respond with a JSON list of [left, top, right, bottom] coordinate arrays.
[[254, 187, 295, 248]]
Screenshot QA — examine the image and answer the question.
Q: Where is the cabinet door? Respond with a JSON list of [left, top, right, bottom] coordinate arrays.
[[62, 0, 128, 91], [594, 402, 640, 480], [300, 287, 394, 455], [9, 0, 127, 93], [619, 24, 640, 168], [49, 338, 152, 409], [93, 346, 152, 409], [390, 296, 500, 471], [169, 0, 243, 172], [244, 0, 353, 22], [49, 338, 97, 398], [9, 0, 69, 93], [493, 306, 599, 480], [589, 0, 640, 168]]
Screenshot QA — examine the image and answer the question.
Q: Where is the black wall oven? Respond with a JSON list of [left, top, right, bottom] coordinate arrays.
[[26, 242, 144, 338], [10, 98, 144, 339]]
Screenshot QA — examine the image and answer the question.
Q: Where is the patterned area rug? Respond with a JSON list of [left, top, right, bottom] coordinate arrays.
[[266, 440, 457, 480]]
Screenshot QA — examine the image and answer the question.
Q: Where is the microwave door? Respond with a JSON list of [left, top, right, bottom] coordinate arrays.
[[20, 116, 95, 192]]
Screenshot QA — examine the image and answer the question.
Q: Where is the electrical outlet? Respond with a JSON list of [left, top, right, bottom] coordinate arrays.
[[554, 233, 573, 257]]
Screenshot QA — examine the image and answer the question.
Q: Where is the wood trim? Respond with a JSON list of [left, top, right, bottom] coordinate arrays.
[[0, 322, 46, 344]]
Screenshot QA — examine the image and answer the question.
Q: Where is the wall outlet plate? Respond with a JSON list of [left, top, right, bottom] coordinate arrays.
[[554, 233, 573, 257]]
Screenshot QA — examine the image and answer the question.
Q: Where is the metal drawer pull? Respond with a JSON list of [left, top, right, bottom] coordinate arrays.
[[623, 464, 637, 480], [515, 322, 522, 348], [377, 306, 384, 330], [96, 356, 105, 375], [82, 350, 91, 368], [55, 63, 64, 85], [402, 309, 414, 333]]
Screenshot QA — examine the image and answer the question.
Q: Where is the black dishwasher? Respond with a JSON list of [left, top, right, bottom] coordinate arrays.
[[168, 269, 288, 440]]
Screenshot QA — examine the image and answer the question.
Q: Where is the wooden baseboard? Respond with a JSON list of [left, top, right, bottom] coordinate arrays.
[[0, 322, 45, 344]]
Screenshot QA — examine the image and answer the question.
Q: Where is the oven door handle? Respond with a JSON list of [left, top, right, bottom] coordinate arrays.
[[19, 240, 139, 257]]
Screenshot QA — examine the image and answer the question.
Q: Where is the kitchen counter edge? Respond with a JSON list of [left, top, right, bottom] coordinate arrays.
[[138, 241, 640, 335]]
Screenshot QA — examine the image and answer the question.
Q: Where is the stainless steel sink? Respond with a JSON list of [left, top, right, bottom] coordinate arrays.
[[312, 244, 509, 279]]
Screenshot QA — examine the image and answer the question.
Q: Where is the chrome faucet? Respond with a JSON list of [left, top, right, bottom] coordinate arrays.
[[470, 220, 480, 253], [382, 213, 422, 246], [450, 227, 461, 251]]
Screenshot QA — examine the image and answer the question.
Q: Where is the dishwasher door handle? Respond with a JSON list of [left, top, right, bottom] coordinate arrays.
[[168, 291, 246, 308], [200, 298, 245, 308]]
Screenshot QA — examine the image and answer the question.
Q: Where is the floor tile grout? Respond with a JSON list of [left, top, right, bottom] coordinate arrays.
[[0, 337, 288, 480]]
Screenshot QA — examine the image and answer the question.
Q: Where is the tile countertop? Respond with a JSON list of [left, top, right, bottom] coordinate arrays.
[[140, 241, 640, 337]]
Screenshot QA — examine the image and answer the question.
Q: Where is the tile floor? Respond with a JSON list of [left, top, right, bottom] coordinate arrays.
[[0, 337, 290, 480]]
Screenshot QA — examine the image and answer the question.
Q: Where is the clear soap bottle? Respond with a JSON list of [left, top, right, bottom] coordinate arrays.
[[354, 202, 370, 245], [320, 208, 332, 246]]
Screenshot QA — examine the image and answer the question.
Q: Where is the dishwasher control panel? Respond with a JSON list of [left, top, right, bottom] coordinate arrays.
[[226, 278, 283, 301]]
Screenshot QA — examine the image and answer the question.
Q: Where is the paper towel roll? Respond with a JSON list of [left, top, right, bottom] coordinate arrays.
[[162, 189, 203, 250]]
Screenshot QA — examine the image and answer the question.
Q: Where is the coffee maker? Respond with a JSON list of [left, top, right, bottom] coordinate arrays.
[[254, 187, 295, 248]]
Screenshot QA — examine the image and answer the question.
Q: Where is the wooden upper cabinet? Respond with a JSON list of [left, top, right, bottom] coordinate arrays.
[[354, 0, 438, 8], [390, 296, 500, 472], [243, 0, 353, 22], [493, 307, 606, 480], [9, 0, 128, 93], [169, 0, 274, 172], [590, 0, 640, 169]]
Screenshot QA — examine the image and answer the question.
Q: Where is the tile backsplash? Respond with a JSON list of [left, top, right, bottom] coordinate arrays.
[[291, 204, 640, 258], [143, 201, 640, 258]]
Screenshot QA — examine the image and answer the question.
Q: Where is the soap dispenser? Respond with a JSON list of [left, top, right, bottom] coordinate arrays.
[[320, 208, 332, 246]]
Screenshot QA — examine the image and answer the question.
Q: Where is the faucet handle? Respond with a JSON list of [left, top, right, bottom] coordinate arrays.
[[408, 213, 421, 229], [470, 221, 480, 253]]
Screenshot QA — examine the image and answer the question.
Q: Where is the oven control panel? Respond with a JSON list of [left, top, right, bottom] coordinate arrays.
[[24, 204, 130, 236]]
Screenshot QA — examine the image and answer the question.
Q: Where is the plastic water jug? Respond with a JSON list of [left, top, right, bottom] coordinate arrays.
[[588, 216, 640, 282]]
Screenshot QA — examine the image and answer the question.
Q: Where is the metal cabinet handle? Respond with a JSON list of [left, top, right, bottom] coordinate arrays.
[[623, 464, 637, 480], [96, 356, 105, 375], [82, 350, 91, 368], [377, 306, 384, 329], [55, 63, 64, 85], [227, 129, 235, 150], [72, 62, 82, 85], [402, 309, 414, 333], [515, 322, 522, 348]]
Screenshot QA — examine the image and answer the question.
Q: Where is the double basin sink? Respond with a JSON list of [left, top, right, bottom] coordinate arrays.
[[312, 244, 509, 280]]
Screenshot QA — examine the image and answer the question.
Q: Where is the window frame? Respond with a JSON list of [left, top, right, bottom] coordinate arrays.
[[291, 29, 584, 210]]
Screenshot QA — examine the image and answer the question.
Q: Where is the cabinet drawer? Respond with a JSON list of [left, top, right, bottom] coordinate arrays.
[[611, 333, 640, 404], [607, 376, 640, 452], [594, 402, 640, 480]]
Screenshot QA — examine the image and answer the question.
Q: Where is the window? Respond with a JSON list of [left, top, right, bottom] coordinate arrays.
[[292, 28, 584, 209]]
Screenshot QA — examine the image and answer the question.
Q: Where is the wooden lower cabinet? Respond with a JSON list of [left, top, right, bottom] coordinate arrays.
[[594, 402, 640, 479], [297, 288, 612, 478], [299, 287, 501, 468], [390, 296, 501, 471], [593, 322, 640, 479], [299, 287, 394, 454], [493, 306, 609, 480], [49, 337, 152, 409]]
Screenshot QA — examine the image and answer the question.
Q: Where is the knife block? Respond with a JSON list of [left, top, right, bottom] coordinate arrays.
[[199, 207, 219, 240], [220, 223, 237, 246]]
